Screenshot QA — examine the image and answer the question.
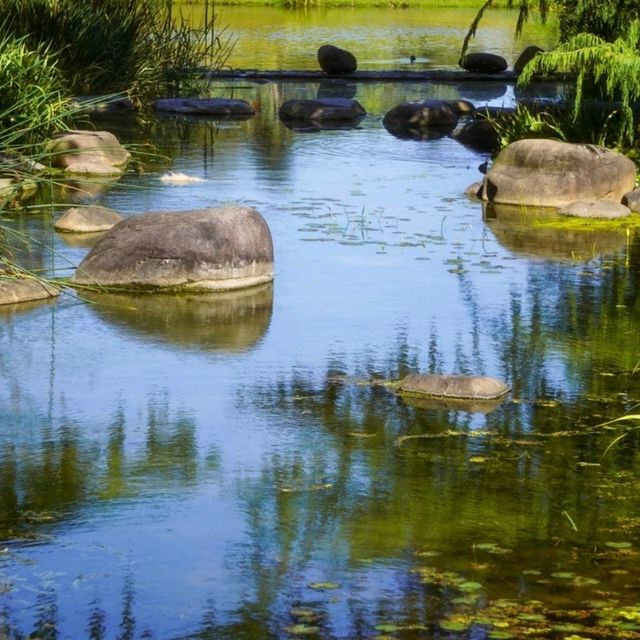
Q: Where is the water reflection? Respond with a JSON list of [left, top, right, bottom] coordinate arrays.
[[81, 284, 273, 352], [483, 202, 629, 261]]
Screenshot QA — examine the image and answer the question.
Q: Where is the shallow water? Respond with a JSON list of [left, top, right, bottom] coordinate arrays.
[[1, 78, 640, 639]]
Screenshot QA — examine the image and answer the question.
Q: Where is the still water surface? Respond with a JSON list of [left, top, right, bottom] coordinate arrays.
[[1, 14, 640, 640]]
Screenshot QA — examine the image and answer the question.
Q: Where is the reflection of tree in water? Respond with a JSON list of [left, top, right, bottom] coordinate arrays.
[[0, 395, 203, 539]]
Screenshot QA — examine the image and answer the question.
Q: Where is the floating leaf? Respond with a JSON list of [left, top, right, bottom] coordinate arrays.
[[440, 621, 470, 632], [308, 582, 340, 591], [285, 623, 320, 635], [488, 631, 514, 639], [551, 572, 575, 579], [374, 623, 402, 633], [459, 581, 483, 592]]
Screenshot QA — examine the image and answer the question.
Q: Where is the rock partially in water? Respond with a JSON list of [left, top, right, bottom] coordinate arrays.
[[55, 206, 123, 233], [383, 100, 458, 140], [72, 206, 274, 292], [48, 130, 130, 176], [154, 98, 255, 119], [513, 45, 544, 74], [483, 139, 637, 207], [317, 44, 358, 75], [460, 52, 508, 73], [400, 393, 506, 414], [398, 374, 509, 400], [453, 117, 500, 153], [558, 200, 631, 219], [0, 277, 60, 306], [81, 284, 273, 352], [279, 98, 366, 123], [447, 99, 475, 115], [465, 181, 484, 199], [622, 188, 640, 213]]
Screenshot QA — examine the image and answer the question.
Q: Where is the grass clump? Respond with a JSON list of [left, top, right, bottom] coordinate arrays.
[[0, 0, 235, 104]]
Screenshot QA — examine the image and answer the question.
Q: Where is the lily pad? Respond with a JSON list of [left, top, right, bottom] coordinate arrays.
[[605, 541, 632, 549], [285, 623, 320, 635], [459, 581, 483, 592], [308, 581, 340, 591]]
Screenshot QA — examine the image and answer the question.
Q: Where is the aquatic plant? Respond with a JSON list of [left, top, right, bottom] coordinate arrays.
[[0, 0, 235, 103]]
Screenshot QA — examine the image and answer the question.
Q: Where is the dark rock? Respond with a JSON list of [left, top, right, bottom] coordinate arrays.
[[398, 374, 509, 400], [71, 206, 274, 292], [279, 98, 365, 123], [317, 44, 358, 75], [0, 278, 59, 305], [558, 200, 631, 219], [154, 98, 255, 119], [622, 188, 640, 213], [513, 45, 544, 74], [460, 52, 508, 74], [447, 99, 475, 115], [48, 130, 130, 176], [453, 118, 500, 153], [55, 206, 123, 233], [483, 139, 637, 207], [383, 100, 458, 140]]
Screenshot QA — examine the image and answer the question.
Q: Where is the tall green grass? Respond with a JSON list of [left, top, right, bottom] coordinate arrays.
[[0, 0, 235, 103]]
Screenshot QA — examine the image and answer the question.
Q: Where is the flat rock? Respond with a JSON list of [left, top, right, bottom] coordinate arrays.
[[0, 278, 60, 305], [48, 130, 130, 175], [154, 98, 255, 118], [558, 200, 632, 219], [279, 98, 365, 122], [71, 206, 274, 292], [622, 188, 640, 213], [398, 374, 510, 400], [483, 139, 637, 207], [55, 206, 123, 233]]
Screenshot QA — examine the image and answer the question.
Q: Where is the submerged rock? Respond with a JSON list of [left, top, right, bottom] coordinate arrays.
[[154, 98, 255, 118], [48, 130, 130, 176], [0, 277, 59, 306], [317, 44, 358, 75], [55, 206, 123, 233], [398, 374, 509, 400], [558, 200, 631, 219], [483, 139, 637, 208], [71, 206, 274, 292]]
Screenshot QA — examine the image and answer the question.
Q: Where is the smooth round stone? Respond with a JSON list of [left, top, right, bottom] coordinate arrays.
[[460, 52, 508, 73], [398, 374, 510, 400], [317, 44, 358, 75], [558, 200, 632, 219], [48, 130, 130, 175], [72, 206, 274, 292], [0, 278, 59, 305], [622, 188, 640, 213], [55, 206, 123, 233]]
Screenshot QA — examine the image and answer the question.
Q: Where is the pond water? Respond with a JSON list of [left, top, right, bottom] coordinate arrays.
[[2, 75, 640, 638], [179, 5, 558, 71]]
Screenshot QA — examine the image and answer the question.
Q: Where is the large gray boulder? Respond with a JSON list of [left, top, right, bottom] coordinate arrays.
[[72, 206, 274, 292], [317, 44, 357, 75], [48, 130, 130, 176], [483, 139, 637, 207], [383, 100, 458, 139], [55, 206, 123, 233], [398, 374, 509, 400], [154, 98, 255, 118], [279, 98, 365, 123], [460, 52, 507, 73], [0, 277, 59, 305]]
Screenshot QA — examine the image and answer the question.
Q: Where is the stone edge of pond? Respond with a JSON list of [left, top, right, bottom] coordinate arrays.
[[208, 69, 569, 83]]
